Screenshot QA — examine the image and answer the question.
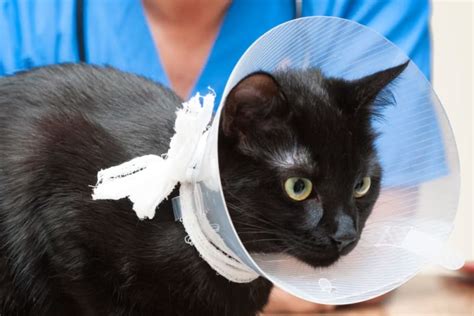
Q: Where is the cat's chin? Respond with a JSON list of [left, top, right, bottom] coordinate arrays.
[[240, 240, 341, 268], [240, 241, 339, 268], [287, 249, 341, 268], [291, 239, 360, 267]]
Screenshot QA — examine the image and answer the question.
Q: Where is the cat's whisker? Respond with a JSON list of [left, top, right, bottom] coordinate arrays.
[[243, 238, 285, 244], [233, 220, 326, 254], [227, 201, 294, 232], [233, 218, 320, 251]]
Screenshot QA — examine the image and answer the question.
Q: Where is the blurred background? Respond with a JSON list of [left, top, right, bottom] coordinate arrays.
[[431, 0, 473, 269]]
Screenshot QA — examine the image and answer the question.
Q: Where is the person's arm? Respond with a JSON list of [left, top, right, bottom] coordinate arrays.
[[0, 0, 78, 76], [303, 0, 432, 79], [0, 0, 20, 75]]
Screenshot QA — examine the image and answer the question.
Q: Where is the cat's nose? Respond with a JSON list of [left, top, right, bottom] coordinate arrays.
[[332, 214, 357, 252]]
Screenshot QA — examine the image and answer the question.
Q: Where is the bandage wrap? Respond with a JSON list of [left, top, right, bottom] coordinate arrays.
[[92, 91, 259, 283]]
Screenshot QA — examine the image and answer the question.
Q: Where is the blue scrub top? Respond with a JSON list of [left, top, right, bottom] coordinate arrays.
[[0, 0, 445, 186], [0, 0, 431, 92]]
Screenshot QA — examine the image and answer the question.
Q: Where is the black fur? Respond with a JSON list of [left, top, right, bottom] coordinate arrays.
[[220, 63, 408, 266], [0, 62, 407, 315]]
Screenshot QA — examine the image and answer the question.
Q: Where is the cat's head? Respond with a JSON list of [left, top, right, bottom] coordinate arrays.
[[218, 62, 408, 267]]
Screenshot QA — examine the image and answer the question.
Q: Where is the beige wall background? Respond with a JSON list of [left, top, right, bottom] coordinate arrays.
[[431, 0, 473, 266]]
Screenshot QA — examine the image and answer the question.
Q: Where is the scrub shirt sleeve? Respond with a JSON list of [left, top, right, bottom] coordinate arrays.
[[304, 0, 447, 187], [0, 0, 78, 76], [0, 0, 21, 75], [302, 0, 431, 79]]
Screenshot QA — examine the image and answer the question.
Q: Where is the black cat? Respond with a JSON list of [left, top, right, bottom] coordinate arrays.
[[0, 62, 407, 315]]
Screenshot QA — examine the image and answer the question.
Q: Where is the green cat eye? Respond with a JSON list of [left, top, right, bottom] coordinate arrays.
[[354, 177, 371, 198], [284, 177, 313, 201]]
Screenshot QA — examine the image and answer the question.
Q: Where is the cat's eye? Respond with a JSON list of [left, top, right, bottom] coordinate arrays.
[[354, 177, 371, 198], [284, 177, 313, 201]]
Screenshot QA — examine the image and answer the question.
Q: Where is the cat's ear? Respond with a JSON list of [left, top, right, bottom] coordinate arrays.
[[352, 61, 409, 109], [221, 72, 288, 138]]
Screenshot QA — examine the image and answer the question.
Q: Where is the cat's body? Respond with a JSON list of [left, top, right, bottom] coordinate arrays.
[[0, 62, 407, 315], [0, 65, 271, 315]]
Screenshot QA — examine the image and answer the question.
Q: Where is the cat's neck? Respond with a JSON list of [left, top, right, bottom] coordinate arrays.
[[128, 218, 273, 315]]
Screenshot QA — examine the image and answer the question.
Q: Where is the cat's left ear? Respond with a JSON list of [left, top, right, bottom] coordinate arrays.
[[351, 61, 409, 109], [220, 72, 288, 138]]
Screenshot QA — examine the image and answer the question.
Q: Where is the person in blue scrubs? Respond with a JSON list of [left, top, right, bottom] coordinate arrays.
[[0, 0, 438, 313], [0, 0, 431, 92]]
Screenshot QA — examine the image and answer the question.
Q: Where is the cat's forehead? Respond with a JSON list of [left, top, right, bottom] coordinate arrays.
[[260, 116, 376, 176], [268, 143, 315, 170], [266, 137, 377, 180]]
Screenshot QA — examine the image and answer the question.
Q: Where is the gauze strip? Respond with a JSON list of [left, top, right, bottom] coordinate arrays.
[[91, 91, 258, 282], [92, 91, 216, 219]]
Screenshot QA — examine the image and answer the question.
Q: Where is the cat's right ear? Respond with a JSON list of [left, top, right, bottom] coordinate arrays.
[[220, 72, 288, 139]]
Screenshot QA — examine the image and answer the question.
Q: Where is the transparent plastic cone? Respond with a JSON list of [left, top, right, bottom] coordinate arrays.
[[188, 17, 462, 304]]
